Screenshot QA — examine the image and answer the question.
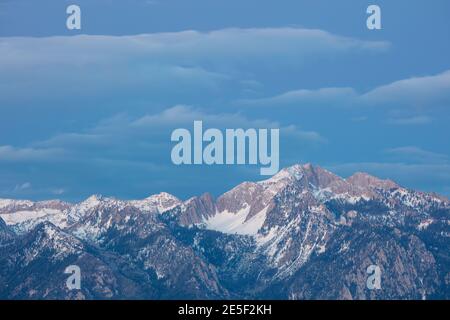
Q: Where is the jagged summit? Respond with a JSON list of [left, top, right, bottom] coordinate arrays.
[[263, 163, 340, 185], [261, 163, 404, 199], [130, 192, 182, 214], [145, 191, 178, 200], [1, 163, 446, 236], [262, 163, 305, 183], [75, 194, 121, 213], [346, 172, 399, 190], [145, 192, 181, 211], [82, 194, 104, 205]]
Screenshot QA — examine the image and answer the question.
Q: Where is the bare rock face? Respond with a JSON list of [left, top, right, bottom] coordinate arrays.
[[284, 226, 440, 300], [0, 217, 15, 244], [178, 193, 216, 225], [346, 172, 399, 193], [216, 182, 268, 218], [0, 163, 448, 299], [300, 163, 344, 189]]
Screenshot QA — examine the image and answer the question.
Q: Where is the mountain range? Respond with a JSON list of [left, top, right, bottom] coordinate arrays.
[[0, 163, 449, 299]]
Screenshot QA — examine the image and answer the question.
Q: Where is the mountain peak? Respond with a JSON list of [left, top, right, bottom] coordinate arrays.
[[346, 172, 399, 190], [77, 194, 105, 210], [266, 163, 337, 183], [85, 194, 103, 202], [141, 192, 181, 213], [263, 163, 305, 183], [145, 191, 180, 202], [74, 195, 100, 208], [287, 163, 343, 189]]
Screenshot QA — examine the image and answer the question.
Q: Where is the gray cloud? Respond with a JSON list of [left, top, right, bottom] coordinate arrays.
[[386, 115, 432, 125], [13, 182, 31, 192], [385, 146, 448, 164], [0, 28, 389, 104], [0, 145, 63, 162], [39, 105, 325, 150], [239, 70, 450, 110], [0, 28, 388, 67], [236, 87, 357, 108], [238, 70, 450, 123], [360, 70, 450, 108]]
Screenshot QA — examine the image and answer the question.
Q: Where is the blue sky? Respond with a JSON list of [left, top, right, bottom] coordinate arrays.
[[0, 0, 450, 201]]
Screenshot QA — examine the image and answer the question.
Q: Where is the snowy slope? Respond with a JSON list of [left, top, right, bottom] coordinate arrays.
[[204, 205, 269, 235]]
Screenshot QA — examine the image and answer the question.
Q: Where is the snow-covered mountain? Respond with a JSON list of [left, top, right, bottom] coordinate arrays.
[[0, 163, 449, 299], [0, 192, 181, 234]]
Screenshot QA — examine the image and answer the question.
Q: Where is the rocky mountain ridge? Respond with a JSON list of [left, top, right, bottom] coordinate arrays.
[[0, 163, 448, 299]]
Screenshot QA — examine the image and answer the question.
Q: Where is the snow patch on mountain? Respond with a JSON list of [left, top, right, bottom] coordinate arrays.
[[0, 209, 62, 225], [0, 209, 68, 234], [204, 205, 269, 235], [0, 199, 34, 210], [417, 218, 434, 230]]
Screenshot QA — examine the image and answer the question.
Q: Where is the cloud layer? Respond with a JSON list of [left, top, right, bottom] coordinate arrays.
[[0, 28, 389, 104], [0, 24, 448, 200]]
